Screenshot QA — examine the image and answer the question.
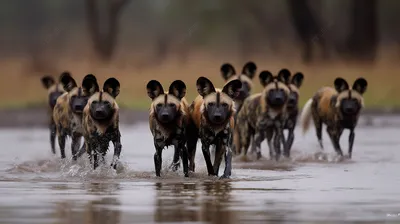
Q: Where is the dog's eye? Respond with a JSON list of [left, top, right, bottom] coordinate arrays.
[[222, 103, 229, 108], [156, 103, 163, 108], [92, 100, 98, 105], [168, 103, 176, 108], [208, 102, 215, 107]]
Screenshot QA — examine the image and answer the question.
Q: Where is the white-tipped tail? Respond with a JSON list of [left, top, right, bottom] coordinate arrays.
[[300, 98, 313, 135]]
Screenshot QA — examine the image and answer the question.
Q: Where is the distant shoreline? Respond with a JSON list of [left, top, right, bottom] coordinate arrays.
[[0, 106, 400, 128]]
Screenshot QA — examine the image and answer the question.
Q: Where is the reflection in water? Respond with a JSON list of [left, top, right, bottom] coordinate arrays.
[[53, 198, 121, 224], [1, 123, 400, 223], [201, 181, 236, 224], [84, 182, 121, 194], [154, 182, 199, 222], [53, 183, 121, 224], [83, 197, 121, 224], [154, 181, 236, 223]]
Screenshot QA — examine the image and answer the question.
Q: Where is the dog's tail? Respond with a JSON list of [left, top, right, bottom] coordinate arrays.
[[300, 98, 313, 135]]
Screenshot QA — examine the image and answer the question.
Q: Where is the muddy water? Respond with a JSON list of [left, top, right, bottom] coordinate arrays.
[[1, 116, 400, 224]]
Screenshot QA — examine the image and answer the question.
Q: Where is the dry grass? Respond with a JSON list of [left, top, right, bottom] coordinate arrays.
[[1, 52, 400, 110]]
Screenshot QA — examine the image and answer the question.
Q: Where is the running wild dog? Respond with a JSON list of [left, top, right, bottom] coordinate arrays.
[[83, 78, 122, 170], [186, 77, 242, 179], [146, 80, 190, 177], [234, 70, 290, 160], [279, 69, 304, 157], [41, 74, 66, 154], [246, 69, 304, 158], [220, 61, 257, 114], [300, 77, 368, 159], [53, 73, 98, 160]]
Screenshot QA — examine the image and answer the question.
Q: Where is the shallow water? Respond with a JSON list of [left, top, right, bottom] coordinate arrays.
[[1, 117, 400, 224]]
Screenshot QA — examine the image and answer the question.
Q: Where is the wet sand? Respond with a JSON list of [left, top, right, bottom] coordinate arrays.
[[0, 117, 400, 223]]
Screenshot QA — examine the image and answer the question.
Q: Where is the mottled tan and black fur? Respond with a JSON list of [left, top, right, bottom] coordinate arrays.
[[41, 74, 66, 154], [246, 69, 304, 158], [300, 77, 368, 159], [220, 61, 257, 115], [233, 70, 291, 161], [277, 69, 304, 157], [83, 78, 121, 170], [147, 80, 190, 177], [186, 77, 241, 179], [53, 73, 98, 160]]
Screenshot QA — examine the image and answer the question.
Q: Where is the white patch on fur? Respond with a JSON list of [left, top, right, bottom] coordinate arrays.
[[268, 110, 278, 119], [232, 101, 237, 113], [200, 103, 205, 113]]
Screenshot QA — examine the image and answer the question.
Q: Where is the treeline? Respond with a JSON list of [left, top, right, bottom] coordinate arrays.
[[0, 0, 399, 70]]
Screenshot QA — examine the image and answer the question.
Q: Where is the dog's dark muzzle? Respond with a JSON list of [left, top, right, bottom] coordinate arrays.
[[267, 91, 286, 107], [90, 102, 114, 120], [286, 94, 298, 110], [341, 100, 360, 116], [49, 92, 63, 109], [93, 108, 111, 120], [156, 107, 176, 123], [208, 109, 227, 125], [71, 97, 88, 114]]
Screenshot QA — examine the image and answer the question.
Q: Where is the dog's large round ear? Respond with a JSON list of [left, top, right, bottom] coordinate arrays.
[[220, 63, 236, 81], [82, 74, 99, 96], [60, 72, 77, 92], [291, 72, 304, 88], [41, 75, 55, 89], [146, 80, 164, 100], [168, 80, 186, 100], [277, 68, 291, 84], [259, 71, 274, 87], [352, 78, 368, 95], [222, 79, 242, 99], [334, 77, 349, 93], [196, 76, 216, 97], [242, 61, 257, 79], [102, 78, 120, 98]]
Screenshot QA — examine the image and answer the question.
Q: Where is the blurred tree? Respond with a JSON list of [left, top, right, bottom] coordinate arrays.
[[85, 0, 130, 61], [20, 0, 58, 74], [287, 0, 328, 63], [345, 0, 378, 62]]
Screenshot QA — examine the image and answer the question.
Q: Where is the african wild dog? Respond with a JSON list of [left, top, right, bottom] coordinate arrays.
[[246, 69, 304, 158], [281, 70, 304, 157], [220, 61, 257, 114], [146, 80, 190, 177], [53, 73, 98, 160], [186, 77, 242, 179], [82, 77, 122, 170], [41, 74, 66, 154], [300, 77, 368, 159], [233, 70, 290, 161], [219, 62, 257, 156]]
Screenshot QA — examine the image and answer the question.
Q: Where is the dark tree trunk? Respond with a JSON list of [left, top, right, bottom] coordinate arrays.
[[287, 0, 328, 63], [346, 0, 378, 62], [85, 0, 129, 61]]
